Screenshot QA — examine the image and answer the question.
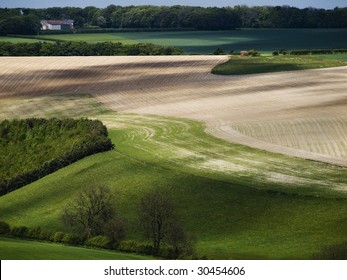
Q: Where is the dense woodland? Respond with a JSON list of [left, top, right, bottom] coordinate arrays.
[[0, 118, 114, 195], [1, 5, 347, 35]]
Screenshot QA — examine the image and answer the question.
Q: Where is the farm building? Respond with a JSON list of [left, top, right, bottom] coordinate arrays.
[[40, 20, 74, 30]]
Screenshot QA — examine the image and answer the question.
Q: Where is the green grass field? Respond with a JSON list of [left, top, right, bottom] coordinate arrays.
[[1, 109, 347, 259], [0, 237, 155, 260], [119, 29, 347, 53], [212, 54, 347, 75], [0, 37, 43, 43], [5, 29, 347, 54], [38, 33, 139, 44]]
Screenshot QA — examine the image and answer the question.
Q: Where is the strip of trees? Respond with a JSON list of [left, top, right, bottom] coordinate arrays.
[[0, 41, 183, 56], [0, 118, 114, 195], [0, 187, 196, 259], [1, 5, 347, 35]]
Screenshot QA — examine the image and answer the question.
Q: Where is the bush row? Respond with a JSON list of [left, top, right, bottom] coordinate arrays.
[[273, 49, 347, 56], [0, 118, 114, 195], [0, 41, 184, 56], [0, 221, 201, 259]]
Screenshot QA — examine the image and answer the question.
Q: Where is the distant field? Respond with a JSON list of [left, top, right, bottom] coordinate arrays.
[[0, 237, 154, 260], [0, 37, 42, 43], [38, 33, 139, 44], [6, 29, 347, 54], [119, 29, 347, 53]]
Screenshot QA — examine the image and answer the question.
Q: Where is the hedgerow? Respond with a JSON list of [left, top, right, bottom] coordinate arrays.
[[286, 49, 347, 55], [0, 41, 183, 56]]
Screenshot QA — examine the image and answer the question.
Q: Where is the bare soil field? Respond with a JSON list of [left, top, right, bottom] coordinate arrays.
[[1, 56, 347, 166]]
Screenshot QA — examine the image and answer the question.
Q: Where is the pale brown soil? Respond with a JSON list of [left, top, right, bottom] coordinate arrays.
[[1, 56, 347, 166]]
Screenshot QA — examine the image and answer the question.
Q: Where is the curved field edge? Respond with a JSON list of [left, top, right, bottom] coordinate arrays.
[[211, 55, 347, 75], [0, 237, 155, 260], [2, 56, 347, 167], [1, 113, 347, 260]]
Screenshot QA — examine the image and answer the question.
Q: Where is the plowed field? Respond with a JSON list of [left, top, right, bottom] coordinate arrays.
[[1, 56, 347, 166]]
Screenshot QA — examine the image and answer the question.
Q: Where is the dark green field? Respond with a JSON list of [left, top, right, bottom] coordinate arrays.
[[116, 29, 347, 53], [21, 28, 347, 54]]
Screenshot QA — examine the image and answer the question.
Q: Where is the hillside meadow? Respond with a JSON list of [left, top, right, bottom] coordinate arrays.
[[1, 56, 347, 259], [1, 111, 347, 259]]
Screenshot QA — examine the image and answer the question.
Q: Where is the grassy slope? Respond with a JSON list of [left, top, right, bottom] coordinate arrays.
[[212, 55, 347, 75], [1, 112, 347, 259], [0, 237, 155, 260]]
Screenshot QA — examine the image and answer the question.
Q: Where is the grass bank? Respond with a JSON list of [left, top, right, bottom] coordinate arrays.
[[212, 55, 347, 75], [0, 237, 155, 260]]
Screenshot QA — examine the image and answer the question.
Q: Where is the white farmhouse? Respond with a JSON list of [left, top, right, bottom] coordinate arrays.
[[40, 20, 74, 30]]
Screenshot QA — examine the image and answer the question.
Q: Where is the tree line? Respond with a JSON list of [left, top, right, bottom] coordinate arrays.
[[1, 5, 347, 35], [0, 186, 196, 259], [0, 118, 114, 195], [0, 41, 183, 56]]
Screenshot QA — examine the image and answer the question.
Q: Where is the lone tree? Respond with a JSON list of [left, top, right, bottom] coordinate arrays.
[[139, 189, 175, 255], [138, 188, 193, 257], [62, 185, 125, 241]]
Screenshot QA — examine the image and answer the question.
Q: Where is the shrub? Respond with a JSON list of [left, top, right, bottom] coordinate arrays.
[[11, 226, 28, 237], [51, 231, 66, 243], [213, 48, 224, 55], [248, 49, 260, 56], [38, 229, 53, 241], [311, 49, 333, 55], [290, 49, 311, 55], [334, 49, 347, 54], [272, 51, 279, 56], [85, 235, 113, 249], [26, 227, 42, 239], [62, 233, 84, 245], [279, 49, 287, 55], [118, 240, 138, 252], [0, 221, 11, 235], [134, 242, 153, 255]]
